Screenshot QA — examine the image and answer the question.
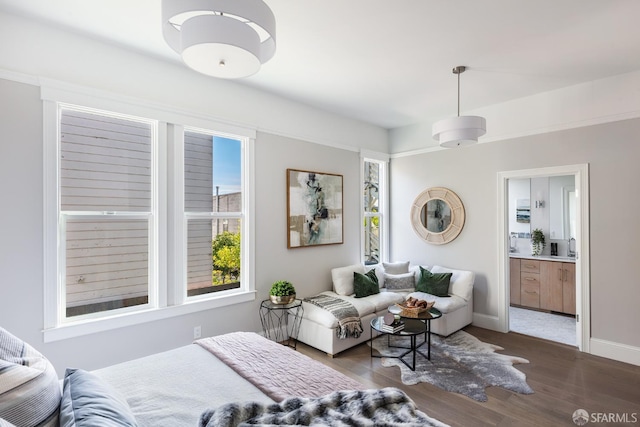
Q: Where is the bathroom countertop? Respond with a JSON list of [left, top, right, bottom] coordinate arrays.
[[509, 253, 576, 263]]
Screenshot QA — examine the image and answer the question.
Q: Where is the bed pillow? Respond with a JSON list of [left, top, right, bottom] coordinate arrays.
[[0, 327, 61, 427], [353, 270, 380, 298], [382, 261, 410, 275], [331, 264, 365, 296], [416, 266, 452, 297], [60, 368, 138, 427], [384, 272, 415, 292]]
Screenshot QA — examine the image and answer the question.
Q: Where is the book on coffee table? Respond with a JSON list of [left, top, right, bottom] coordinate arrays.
[[381, 320, 405, 333]]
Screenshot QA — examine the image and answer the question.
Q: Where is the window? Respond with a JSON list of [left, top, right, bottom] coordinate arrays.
[[43, 88, 255, 340], [361, 154, 388, 265], [59, 107, 156, 318], [184, 130, 242, 297]]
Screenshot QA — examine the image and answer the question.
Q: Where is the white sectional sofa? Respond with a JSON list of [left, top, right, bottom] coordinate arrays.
[[296, 263, 474, 356]]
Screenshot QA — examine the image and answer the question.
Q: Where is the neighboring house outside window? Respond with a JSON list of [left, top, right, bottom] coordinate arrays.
[[59, 108, 155, 318], [361, 153, 389, 266], [42, 87, 255, 341], [185, 130, 242, 297]]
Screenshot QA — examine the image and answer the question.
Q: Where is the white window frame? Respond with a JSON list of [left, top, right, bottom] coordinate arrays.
[[360, 150, 389, 265], [42, 83, 256, 342], [169, 125, 252, 306]]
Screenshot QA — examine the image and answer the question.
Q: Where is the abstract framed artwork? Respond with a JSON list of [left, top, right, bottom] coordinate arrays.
[[287, 169, 343, 248]]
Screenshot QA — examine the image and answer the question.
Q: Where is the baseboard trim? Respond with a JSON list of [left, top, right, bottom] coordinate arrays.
[[472, 312, 502, 332], [590, 338, 640, 367]]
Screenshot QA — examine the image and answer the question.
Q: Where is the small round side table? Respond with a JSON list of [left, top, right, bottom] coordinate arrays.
[[259, 299, 304, 349]]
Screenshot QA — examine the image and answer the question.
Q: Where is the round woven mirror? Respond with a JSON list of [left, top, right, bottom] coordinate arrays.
[[411, 187, 465, 244]]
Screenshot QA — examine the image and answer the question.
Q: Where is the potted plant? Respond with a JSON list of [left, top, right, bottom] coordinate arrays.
[[269, 280, 296, 305], [531, 228, 546, 256]]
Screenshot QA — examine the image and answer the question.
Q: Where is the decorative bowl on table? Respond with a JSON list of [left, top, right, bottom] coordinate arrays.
[[396, 299, 435, 317]]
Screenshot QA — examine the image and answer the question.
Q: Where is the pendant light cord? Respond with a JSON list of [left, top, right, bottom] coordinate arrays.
[[457, 71, 460, 117]]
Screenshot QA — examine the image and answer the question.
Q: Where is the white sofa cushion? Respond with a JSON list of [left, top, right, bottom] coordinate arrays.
[[358, 290, 405, 312], [331, 264, 365, 296], [407, 292, 468, 314], [431, 265, 475, 301]]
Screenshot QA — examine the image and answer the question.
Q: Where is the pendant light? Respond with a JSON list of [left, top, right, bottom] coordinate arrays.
[[162, 0, 276, 79], [432, 66, 486, 147]]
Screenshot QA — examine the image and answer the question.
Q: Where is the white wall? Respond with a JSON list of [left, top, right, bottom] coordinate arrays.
[[0, 77, 368, 375], [0, 11, 387, 153], [390, 118, 640, 356], [0, 12, 385, 374]]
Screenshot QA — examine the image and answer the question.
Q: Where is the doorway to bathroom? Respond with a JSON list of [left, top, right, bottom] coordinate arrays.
[[497, 164, 590, 352]]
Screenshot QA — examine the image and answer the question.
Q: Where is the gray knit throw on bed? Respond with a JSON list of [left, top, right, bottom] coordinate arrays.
[[303, 294, 363, 339], [199, 388, 446, 427]]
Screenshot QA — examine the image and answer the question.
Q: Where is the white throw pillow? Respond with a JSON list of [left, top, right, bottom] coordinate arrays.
[[430, 265, 475, 301], [331, 264, 365, 296], [382, 261, 410, 274]]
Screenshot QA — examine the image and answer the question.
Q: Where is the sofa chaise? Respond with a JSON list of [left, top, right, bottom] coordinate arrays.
[[296, 262, 475, 356]]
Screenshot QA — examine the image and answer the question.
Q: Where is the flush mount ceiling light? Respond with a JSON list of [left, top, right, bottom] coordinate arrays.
[[432, 66, 486, 148], [162, 0, 276, 79]]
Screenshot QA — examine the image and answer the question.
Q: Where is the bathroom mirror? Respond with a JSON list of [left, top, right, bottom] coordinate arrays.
[[411, 187, 465, 245], [549, 175, 576, 239], [508, 175, 576, 239]]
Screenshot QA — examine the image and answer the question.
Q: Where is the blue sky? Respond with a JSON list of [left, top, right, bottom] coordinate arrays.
[[212, 136, 241, 195]]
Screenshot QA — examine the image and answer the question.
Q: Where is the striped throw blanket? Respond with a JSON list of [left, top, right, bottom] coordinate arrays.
[[199, 387, 449, 427], [304, 294, 363, 339]]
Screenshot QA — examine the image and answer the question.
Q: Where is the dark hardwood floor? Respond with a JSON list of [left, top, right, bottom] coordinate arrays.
[[296, 326, 640, 426]]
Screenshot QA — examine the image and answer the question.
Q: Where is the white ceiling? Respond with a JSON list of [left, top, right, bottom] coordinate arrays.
[[2, 0, 640, 130]]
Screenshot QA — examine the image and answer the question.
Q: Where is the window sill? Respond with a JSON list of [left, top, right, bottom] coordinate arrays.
[[43, 290, 256, 343]]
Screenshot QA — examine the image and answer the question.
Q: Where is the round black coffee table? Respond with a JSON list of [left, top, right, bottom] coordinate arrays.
[[370, 316, 427, 371], [389, 305, 442, 360]]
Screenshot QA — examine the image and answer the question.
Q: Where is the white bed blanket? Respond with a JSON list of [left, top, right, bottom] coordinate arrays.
[[94, 344, 273, 427]]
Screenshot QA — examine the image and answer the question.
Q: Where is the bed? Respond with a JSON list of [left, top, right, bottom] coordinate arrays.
[[0, 327, 448, 427]]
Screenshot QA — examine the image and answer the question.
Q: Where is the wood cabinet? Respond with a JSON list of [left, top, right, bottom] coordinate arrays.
[[562, 263, 576, 315], [510, 258, 575, 315], [520, 260, 540, 308], [509, 258, 521, 305]]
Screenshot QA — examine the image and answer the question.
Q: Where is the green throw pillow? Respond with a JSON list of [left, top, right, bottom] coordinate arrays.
[[416, 266, 452, 297], [353, 270, 380, 298]]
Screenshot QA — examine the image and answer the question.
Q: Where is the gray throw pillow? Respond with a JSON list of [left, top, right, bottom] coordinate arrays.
[[60, 368, 139, 427], [384, 272, 415, 292]]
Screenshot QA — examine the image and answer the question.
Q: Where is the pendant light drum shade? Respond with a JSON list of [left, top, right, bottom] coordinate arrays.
[[162, 0, 276, 79], [432, 66, 486, 147], [432, 115, 486, 148]]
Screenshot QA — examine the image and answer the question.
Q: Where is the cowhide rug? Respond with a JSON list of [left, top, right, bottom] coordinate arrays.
[[369, 330, 534, 402]]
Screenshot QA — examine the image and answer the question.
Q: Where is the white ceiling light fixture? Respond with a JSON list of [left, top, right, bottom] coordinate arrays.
[[432, 66, 486, 148], [162, 0, 276, 79]]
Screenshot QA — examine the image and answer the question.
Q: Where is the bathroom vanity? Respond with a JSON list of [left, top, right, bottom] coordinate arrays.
[[509, 255, 575, 315]]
